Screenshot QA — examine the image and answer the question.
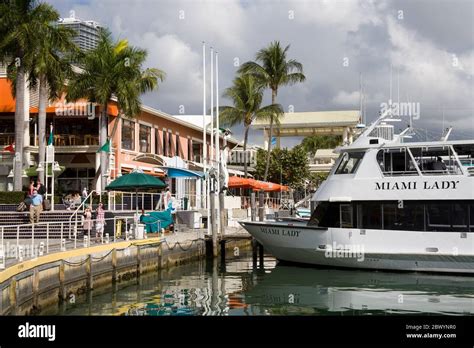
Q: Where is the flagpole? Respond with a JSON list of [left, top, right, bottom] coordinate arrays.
[[48, 123, 54, 210], [210, 47, 214, 167], [202, 42, 210, 236], [215, 51, 220, 236]]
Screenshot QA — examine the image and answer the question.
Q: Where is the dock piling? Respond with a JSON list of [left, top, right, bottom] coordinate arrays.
[[258, 243, 264, 268], [250, 192, 256, 221], [258, 191, 264, 221], [252, 238, 258, 269], [210, 189, 217, 257]]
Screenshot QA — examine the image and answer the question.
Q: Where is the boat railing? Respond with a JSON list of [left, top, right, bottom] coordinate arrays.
[[382, 165, 463, 176], [381, 171, 419, 177]]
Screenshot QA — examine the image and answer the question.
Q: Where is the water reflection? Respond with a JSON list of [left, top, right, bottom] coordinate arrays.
[[245, 265, 474, 315], [44, 253, 474, 316]]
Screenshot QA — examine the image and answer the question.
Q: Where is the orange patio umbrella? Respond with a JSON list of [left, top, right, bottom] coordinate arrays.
[[228, 176, 289, 192]]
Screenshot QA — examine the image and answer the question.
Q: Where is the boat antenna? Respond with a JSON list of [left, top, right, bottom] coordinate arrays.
[[442, 104, 445, 134], [359, 72, 362, 122], [356, 72, 366, 128], [397, 68, 400, 116], [389, 63, 393, 116], [441, 126, 453, 142]]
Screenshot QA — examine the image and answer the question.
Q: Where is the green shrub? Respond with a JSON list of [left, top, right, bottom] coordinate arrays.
[[91, 193, 122, 205], [0, 191, 26, 204]]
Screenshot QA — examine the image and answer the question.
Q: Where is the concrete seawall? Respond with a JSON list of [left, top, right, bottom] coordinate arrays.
[[0, 235, 251, 315]]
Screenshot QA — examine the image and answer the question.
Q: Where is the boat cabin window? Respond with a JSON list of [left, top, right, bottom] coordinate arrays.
[[377, 148, 418, 176], [453, 143, 474, 175], [335, 152, 364, 174], [382, 202, 425, 231], [308, 202, 340, 227], [340, 204, 353, 228], [409, 146, 462, 175], [471, 204, 474, 231], [309, 201, 474, 231], [357, 202, 382, 229]]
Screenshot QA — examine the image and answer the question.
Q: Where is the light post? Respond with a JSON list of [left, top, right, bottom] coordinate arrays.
[[7, 153, 27, 191], [36, 160, 61, 211]]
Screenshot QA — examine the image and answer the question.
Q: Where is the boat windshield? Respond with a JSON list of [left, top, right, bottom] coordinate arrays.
[[334, 152, 364, 174]]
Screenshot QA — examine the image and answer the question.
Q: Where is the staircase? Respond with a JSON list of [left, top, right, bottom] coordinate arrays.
[[0, 204, 68, 212], [0, 211, 75, 239]]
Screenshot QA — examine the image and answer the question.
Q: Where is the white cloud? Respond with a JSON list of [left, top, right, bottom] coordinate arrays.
[[292, 0, 384, 31], [386, 17, 473, 127], [136, 33, 203, 113], [47, 0, 473, 142], [332, 90, 360, 106]]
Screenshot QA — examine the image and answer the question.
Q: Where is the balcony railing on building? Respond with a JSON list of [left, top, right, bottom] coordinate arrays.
[[27, 134, 100, 147]]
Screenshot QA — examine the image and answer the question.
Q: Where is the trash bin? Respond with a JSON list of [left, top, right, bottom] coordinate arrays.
[[183, 197, 189, 210], [135, 223, 145, 239]]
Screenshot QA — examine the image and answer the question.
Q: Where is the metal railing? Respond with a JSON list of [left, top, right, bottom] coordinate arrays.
[[239, 195, 283, 210], [109, 191, 163, 212], [108, 191, 206, 211], [68, 190, 96, 235], [0, 215, 154, 269]]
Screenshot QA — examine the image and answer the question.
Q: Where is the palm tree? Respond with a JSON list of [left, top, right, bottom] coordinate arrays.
[[301, 135, 342, 156], [238, 41, 306, 181], [26, 9, 77, 184], [219, 74, 283, 178], [0, 0, 60, 191], [67, 30, 165, 191]]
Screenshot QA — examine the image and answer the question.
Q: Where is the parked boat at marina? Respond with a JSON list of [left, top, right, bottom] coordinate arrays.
[[240, 112, 474, 274]]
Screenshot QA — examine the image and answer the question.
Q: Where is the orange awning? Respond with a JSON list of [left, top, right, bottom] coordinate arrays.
[[0, 78, 15, 113], [228, 176, 254, 189], [121, 167, 164, 177], [0, 77, 120, 116], [228, 176, 288, 192]]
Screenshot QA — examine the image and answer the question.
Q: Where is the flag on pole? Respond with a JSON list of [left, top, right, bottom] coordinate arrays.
[[47, 124, 54, 146], [97, 139, 110, 153], [3, 143, 14, 153]]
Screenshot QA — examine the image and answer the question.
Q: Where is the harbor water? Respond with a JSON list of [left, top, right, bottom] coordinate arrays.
[[39, 251, 474, 316]]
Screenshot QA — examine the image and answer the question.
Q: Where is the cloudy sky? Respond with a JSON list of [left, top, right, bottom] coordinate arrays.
[[49, 0, 474, 147]]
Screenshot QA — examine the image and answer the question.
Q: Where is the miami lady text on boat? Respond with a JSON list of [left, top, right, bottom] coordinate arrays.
[[260, 227, 301, 237], [375, 180, 460, 191]]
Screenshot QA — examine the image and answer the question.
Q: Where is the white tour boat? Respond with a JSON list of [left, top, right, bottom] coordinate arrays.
[[240, 112, 474, 274]]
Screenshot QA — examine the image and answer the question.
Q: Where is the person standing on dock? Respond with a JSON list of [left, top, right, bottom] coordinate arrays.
[[95, 202, 105, 243], [164, 188, 172, 210], [82, 207, 93, 242], [29, 189, 43, 224]]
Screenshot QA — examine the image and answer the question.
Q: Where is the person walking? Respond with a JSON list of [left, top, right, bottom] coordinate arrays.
[[163, 188, 172, 210], [95, 202, 105, 243], [29, 189, 43, 224], [82, 207, 93, 243]]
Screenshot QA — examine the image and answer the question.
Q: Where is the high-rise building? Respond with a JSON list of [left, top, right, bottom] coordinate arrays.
[[58, 11, 102, 51]]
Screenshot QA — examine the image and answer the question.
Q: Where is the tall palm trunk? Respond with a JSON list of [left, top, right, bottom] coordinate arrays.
[[37, 75, 47, 184], [100, 104, 108, 192], [263, 89, 277, 181], [13, 67, 25, 191], [109, 112, 121, 140], [243, 123, 250, 178]]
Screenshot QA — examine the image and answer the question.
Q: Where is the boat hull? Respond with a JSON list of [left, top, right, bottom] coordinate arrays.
[[239, 221, 474, 274]]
